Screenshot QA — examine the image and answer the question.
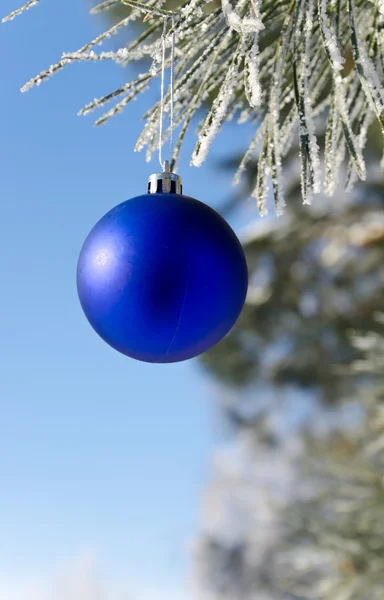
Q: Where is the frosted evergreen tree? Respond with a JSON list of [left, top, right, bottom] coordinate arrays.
[[192, 178, 384, 599], [191, 123, 384, 597], [3, 0, 384, 212]]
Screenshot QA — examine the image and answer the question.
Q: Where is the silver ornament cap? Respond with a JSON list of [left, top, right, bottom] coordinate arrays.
[[148, 160, 182, 194]]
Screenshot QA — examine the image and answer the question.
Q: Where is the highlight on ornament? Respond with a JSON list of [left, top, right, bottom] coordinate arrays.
[[77, 164, 248, 363]]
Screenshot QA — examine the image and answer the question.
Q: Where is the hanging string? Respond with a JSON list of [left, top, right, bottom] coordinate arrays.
[[159, 16, 168, 170], [170, 14, 175, 164], [158, 15, 176, 171]]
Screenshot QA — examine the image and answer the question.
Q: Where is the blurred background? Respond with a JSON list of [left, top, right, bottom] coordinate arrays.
[[1, 1, 384, 599]]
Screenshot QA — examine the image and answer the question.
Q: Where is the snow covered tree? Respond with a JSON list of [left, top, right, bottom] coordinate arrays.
[[192, 123, 384, 598], [3, 0, 384, 212], [192, 178, 384, 599]]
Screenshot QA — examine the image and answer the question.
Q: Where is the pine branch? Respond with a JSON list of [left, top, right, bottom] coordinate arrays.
[[2, 0, 39, 23], [3, 0, 384, 212]]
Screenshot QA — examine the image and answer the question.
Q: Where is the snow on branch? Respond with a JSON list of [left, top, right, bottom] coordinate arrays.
[[3, 0, 384, 213], [2, 0, 39, 23]]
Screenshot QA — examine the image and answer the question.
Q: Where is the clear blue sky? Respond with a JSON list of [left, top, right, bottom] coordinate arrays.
[[0, 2, 256, 598]]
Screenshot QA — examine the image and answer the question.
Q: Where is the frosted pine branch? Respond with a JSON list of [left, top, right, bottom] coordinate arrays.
[[90, 1, 122, 14], [2, 0, 39, 23], [4, 0, 384, 213]]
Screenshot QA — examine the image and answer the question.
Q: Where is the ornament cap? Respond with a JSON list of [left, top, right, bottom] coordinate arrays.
[[148, 161, 182, 194]]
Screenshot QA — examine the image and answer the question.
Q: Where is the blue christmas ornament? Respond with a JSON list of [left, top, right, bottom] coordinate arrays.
[[77, 168, 248, 363]]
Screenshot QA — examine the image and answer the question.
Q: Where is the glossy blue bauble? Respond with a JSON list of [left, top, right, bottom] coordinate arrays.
[[77, 192, 248, 363]]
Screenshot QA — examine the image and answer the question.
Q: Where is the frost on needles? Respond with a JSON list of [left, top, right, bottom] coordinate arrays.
[[3, 0, 384, 214]]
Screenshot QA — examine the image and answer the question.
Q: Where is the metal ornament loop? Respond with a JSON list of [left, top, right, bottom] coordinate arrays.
[[148, 161, 182, 194]]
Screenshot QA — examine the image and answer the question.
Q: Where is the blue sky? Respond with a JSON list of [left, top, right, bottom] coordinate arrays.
[[0, 1, 257, 598]]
